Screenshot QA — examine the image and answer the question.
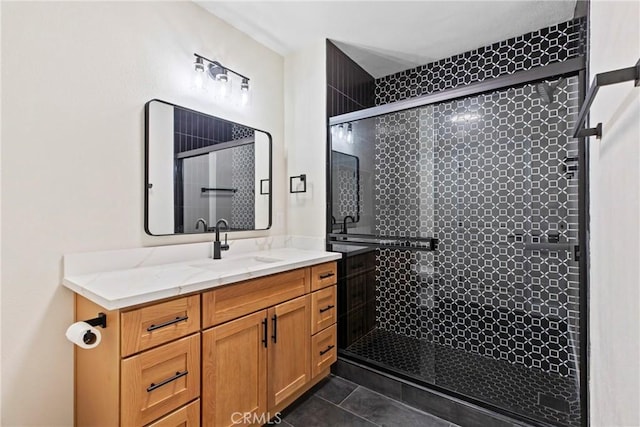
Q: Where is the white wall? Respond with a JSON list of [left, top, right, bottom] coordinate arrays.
[[588, 1, 640, 426], [0, 2, 283, 425], [147, 101, 175, 234], [255, 132, 271, 229], [284, 40, 327, 238], [0, 1, 3, 421]]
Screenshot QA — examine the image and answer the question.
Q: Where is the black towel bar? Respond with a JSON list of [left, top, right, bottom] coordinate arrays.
[[573, 58, 640, 139]]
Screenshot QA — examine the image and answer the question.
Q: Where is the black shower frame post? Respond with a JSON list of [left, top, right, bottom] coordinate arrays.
[[326, 57, 590, 427]]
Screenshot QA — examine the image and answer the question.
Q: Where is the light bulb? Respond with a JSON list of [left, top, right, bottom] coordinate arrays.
[[338, 124, 344, 139], [240, 78, 250, 106], [193, 57, 205, 91], [194, 57, 205, 72], [346, 124, 353, 143], [216, 69, 228, 82], [194, 71, 204, 90]]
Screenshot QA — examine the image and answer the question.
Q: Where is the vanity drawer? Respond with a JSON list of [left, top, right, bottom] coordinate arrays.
[[311, 324, 337, 378], [202, 268, 310, 328], [310, 262, 337, 291], [121, 334, 200, 427], [146, 399, 200, 427], [311, 286, 337, 335], [121, 295, 201, 357]]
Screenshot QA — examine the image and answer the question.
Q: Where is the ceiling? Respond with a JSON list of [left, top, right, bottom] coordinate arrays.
[[196, 1, 578, 78]]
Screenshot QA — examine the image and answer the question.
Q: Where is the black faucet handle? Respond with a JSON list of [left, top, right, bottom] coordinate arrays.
[[221, 233, 230, 251]]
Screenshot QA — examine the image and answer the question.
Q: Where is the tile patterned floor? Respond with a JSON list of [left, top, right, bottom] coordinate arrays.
[[277, 375, 459, 427], [344, 328, 580, 427]]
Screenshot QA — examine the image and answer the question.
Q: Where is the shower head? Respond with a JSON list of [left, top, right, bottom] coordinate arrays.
[[534, 78, 565, 105], [535, 83, 554, 104], [535, 77, 564, 105]]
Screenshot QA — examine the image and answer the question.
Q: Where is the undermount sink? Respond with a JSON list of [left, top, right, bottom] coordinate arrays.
[[190, 255, 283, 271]]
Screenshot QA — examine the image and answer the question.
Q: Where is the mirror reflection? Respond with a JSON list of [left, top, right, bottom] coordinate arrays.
[[145, 100, 271, 235], [331, 151, 360, 233]]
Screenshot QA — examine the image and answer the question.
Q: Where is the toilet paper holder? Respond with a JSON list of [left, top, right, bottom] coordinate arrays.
[[84, 313, 107, 329]]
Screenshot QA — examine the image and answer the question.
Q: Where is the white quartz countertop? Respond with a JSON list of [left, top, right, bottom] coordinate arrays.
[[63, 248, 341, 310]]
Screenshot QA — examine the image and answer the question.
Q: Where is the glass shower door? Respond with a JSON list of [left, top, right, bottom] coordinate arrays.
[[329, 73, 583, 427], [430, 75, 582, 426]]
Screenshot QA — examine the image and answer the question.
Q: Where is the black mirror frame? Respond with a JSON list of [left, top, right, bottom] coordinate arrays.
[[143, 99, 273, 236]]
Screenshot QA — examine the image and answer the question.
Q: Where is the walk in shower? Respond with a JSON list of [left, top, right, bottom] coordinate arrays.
[[327, 66, 587, 427]]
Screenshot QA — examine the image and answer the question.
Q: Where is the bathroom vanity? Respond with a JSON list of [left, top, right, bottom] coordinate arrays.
[[64, 245, 340, 427]]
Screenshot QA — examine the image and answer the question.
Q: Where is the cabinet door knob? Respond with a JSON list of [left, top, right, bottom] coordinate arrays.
[[319, 272, 335, 279]]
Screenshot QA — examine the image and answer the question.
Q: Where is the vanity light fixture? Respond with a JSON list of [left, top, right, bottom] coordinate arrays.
[[193, 57, 205, 90], [240, 78, 250, 106], [346, 123, 353, 144], [331, 123, 355, 144], [192, 53, 251, 106]]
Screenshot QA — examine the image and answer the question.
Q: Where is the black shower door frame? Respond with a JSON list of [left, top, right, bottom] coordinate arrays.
[[326, 56, 590, 427]]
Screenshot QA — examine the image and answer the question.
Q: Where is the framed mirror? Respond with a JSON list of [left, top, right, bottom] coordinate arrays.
[[145, 99, 271, 236], [331, 150, 360, 232]]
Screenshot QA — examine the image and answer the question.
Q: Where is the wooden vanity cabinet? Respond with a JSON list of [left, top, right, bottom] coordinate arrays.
[[202, 310, 268, 427], [308, 263, 338, 383], [267, 295, 311, 409], [201, 295, 311, 427], [74, 261, 337, 427], [75, 295, 201, 427]]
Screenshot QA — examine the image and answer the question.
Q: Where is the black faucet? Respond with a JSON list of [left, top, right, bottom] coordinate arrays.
[[213, 218, 230, 259], [342, 215, 355, 234], [195, 218, 208, 232]]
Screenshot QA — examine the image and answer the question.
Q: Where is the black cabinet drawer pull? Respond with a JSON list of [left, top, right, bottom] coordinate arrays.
[[319, 345, 335, 356], [147, 316, 189, 331], [147, 370, 188, 392], [319, 305, 335, 313], [271, 314, 278, 343], [319, 272, 335, 279], [352, 263, 364, 269], [262, 318, 268, 348]]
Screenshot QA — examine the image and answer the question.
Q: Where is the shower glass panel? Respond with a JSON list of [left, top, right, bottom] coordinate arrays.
[[330, 75, 582, 427]]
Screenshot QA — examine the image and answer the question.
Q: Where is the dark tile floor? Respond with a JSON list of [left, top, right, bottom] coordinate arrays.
[[345, 328, 580, 427], [276, 375, 459, 427]]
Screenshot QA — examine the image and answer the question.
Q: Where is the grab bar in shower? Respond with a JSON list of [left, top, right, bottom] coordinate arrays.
[[327, 233, 438, 252], [524, 242, 574, 251], [573, 58, 640, 139]]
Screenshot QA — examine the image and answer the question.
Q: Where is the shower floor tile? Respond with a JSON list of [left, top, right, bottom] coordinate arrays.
[[344, 328, 580, 427]]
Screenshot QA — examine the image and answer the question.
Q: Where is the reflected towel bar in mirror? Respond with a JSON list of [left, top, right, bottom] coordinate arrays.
[[201, 187, 237, 193]]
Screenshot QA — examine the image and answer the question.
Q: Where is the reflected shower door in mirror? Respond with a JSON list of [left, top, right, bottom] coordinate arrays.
[[331, 151, 360, 233], [145, 100, 271, 236]]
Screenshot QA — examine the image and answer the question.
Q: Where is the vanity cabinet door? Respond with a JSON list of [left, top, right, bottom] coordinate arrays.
[[267, 295, 311, 409], [202, 310, 268, 427]]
